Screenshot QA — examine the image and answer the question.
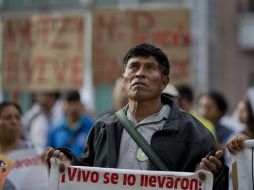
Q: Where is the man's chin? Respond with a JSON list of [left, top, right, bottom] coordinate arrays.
[[129, 93, 149, 102]]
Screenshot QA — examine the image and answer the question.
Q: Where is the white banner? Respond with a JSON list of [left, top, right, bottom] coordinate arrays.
[[5, 148, 49, 190], [49, 158, 213, 190], [232, 139, 254, 190]]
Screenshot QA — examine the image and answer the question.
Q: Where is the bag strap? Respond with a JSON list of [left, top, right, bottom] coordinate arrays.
[[115, 109, 169, 171]]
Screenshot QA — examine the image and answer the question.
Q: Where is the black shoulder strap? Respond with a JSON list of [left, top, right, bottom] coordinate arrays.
[[115, 109, 168, 171]]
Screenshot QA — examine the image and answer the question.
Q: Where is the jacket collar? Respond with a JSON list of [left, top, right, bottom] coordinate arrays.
[[161, 94, 180, 131], [121, 94, 181, 131]]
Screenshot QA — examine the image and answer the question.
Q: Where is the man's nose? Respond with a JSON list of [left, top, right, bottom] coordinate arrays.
[[135, 67, 145, 78]]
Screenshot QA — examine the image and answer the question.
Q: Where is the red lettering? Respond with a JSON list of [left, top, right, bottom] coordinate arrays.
[[4, 19, 33, 47], [6, 52, 18, 81], [19, 20, 33, 47], [90, 172, 99, 183], [12, 156, 42, 169], [24, 159, 32, 166], [123, 174, 127, 185], [20, 55, 33, 82], [140, 175, 148, 187], [127, 174, 136, 186], [82, 170, 90, 182], [131, 12, 153, 43], [36, 56, 48, 83], [166, 177, 174, 188], [157, 176, 166, 188], [181, 178, 189, 190], [173, 177, 181, 189], [53, 59, 65, 82], [97, 15, 117, 41], [148, 176, 156, 187], [71, 57, 83, 87], [103, 172, 118, 184], [123, 174, 136, 186], [68, 168, 77, 181], [132, 12, 154, 32], [111, 173, 118, 184], [61, 174, 65, 183], [4, 20, 16, 44], [103, 172, 110, 184], [189, 179, 199, 190], [77, 169, 81, 182], [14, 160, 22, 169]]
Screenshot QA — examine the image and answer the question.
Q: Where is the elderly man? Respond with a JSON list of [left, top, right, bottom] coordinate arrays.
[[46, 43, 228, 189]]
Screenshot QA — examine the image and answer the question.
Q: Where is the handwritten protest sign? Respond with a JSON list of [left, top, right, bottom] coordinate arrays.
[[231, 139, 254, 190], [0, 155, 14, 189], [92, 8, 191, 85], [4, 148, 49, 190], [2, 15, 84, 91], [49, 158, 213, 190]]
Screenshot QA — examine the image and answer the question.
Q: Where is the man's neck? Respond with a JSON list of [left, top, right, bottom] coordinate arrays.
[[128, 98, 163, 122]]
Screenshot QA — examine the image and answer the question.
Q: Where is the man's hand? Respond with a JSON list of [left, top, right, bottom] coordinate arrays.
[[199, 150, 223, 175], [45, 147, 71, 173], [227, 134, 249, 155]]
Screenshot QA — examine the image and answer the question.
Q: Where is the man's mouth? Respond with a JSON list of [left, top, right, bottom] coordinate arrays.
[[132, 81, 147, 87]]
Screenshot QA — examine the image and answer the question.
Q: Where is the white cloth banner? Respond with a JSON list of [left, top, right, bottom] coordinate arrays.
[[232, 139, 254, 190], [6, 148, 49, 190], [49, 158, 213, 190]]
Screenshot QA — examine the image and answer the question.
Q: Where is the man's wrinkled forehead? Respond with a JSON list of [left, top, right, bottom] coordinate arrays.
[[125, 55, 161, 69]]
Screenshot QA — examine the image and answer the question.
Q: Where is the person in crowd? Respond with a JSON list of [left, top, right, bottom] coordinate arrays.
[[161, 83, 179, 100], [198, 91, 234, 149], [100, 77, 128, 117], [22, 92, 62, 155], [46, 43, 228, 189], [0, 101, 48, 190], [175, 84, 216, 138], [48, 91, 94, 157], [226, 87, 254, 190], [0, 102, 29, 156], [227, 87, 254, 154], [112, 77, 129, 112]]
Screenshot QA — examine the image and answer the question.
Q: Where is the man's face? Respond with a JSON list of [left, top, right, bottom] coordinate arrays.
[[0, 105, 21, 144], [36, 93, 55, 111], [123, 56, 169, 101], [64, 101, 82, 119]]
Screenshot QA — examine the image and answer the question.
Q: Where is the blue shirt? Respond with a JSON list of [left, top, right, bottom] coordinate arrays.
[[48, 114, 94, 156]]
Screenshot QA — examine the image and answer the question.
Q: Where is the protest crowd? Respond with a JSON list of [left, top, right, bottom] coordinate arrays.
[[0, 42, 253, 190], [1, 1, 254, 189]]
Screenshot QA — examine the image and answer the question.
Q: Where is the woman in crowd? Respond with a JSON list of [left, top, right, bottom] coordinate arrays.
[[227, 87, 254, 154], [226, 87, 254, 189], [198, 91, 234, 148], [0, 101, 48, 190]]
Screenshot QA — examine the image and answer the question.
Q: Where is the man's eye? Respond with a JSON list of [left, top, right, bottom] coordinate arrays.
[[147, 65, 155, 70], [129, 64, 137, 69]]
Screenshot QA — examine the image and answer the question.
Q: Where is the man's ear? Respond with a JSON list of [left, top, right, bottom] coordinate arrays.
[[162, 75, 170, 88], [122, 74, 127, 88]]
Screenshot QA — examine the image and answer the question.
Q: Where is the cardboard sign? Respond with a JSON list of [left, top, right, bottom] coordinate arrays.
[[92, 8, 191, 85], [49, 158, 213, 190], [2, 15, 85, 91]]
